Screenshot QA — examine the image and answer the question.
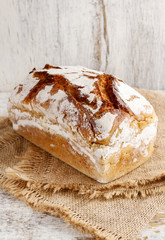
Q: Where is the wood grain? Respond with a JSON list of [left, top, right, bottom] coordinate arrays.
[[0, 0, 164, 92], [104, 0, 165, 90], [0, 189, 92, 240], [1, 188, 164, 240], [0, 0, 104, 92]]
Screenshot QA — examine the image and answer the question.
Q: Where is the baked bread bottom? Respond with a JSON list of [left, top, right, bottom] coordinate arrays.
[[11, 113, 156, 183]]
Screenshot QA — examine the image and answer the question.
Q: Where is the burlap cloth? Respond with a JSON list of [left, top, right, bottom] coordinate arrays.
[[0, 89, 165, 240]]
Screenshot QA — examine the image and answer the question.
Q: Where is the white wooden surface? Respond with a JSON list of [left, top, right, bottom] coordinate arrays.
[[0, 92, 165, 240], [0, 0, 165, 92], [0, 188, 165, 240]]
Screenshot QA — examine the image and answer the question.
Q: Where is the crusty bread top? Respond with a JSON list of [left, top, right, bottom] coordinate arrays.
[[8, 65, 155, 145]]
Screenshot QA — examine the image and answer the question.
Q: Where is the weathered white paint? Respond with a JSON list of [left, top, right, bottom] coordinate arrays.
[[0, 0, 164, 92], [104, 0, 165, 90], [0, 189, 92, 240], [0, 92, 165, 239], [0, 0, 165, 91], [0, 0, 104, 92], [0, 188, 165, 240]]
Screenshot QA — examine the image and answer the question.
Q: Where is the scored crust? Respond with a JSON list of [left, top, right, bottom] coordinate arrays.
[[8, 65, 158, 183]]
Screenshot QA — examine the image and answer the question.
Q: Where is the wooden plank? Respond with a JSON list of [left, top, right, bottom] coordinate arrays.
[[1, 0, 165, 92], [0, 189, 92, 240], [0, 0, 103, 92], [0, 188, 165, 240], [103, 0, 165, 90]]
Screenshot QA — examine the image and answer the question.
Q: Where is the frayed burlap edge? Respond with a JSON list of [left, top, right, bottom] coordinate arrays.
[[1, 117, 165, 200], [5, 171, 165, 200], [5, 149, 165, 200], [0, 130, 22, 149], [0, 178, 121, 240], [0, 129, 122, 239]]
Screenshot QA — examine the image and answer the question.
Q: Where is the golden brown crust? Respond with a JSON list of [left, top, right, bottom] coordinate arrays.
[[27, 69, 123, 145], [25, 67, 129, 116], [10, 65, 154, 145], [15, 124, 155, 183]]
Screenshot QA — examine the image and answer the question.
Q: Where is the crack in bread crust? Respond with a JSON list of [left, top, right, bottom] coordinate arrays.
[[8, 65, 158, 182]]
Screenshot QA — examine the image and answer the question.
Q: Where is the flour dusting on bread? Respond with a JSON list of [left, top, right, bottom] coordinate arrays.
[[8, 65, 158, 183]]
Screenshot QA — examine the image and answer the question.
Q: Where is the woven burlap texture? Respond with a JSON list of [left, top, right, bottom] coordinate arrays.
[[2, 89, 165, 199], [0, 89, 165, 239]]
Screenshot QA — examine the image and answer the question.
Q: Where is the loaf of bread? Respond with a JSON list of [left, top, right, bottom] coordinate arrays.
[[8, 65, 158, 183]]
